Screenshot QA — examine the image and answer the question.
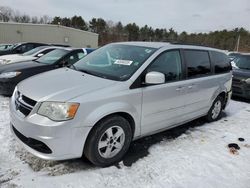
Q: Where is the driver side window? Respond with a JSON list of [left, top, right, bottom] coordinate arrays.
[[15, 44, 34, 53], [64, 52, 85, 65], [147, 50, 182, 82]]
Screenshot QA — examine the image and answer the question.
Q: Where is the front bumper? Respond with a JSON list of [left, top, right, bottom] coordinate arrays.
[[232, 79, 250, 99], [10, 95, 91, 160]]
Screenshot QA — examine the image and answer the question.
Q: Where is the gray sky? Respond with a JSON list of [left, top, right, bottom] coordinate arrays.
[[1, 0, 250, 33]]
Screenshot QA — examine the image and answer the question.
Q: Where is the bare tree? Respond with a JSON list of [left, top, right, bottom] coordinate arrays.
[[31, 16, 38, 23], [12, 10, 21, 22], [42, 15, 51, 24], [0, 6, 13, 22], [20, 14, 31, 23]]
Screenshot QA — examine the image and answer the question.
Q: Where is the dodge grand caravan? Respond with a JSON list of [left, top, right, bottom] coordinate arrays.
[[10, 42, 232, 166]]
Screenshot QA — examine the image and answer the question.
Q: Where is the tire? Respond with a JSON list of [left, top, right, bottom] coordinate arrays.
[[84, 115, 132, 167], [206, 96, 224, 122]]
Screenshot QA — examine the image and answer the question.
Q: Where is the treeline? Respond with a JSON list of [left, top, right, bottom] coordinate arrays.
[[1, 6, 250, 51], [0, 6, 51, 24], [51, 17, 250, 52]]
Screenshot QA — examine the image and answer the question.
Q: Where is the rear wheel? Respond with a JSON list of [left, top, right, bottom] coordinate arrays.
[[206, 96, 224, 122], [84, 115, 132, 167]]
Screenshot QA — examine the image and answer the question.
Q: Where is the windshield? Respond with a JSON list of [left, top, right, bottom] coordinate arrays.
[[36, 49, 69, 64], [11, 43, 20, 50], [23, 46, 48, 56], [0, 44, 13, 51], [74, 44, 156, 81], [234, 55, 250, 70]]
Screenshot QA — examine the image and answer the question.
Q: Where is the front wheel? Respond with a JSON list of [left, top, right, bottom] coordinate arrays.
[[206, 96, 224, 122], [84, 115, 132, 167]]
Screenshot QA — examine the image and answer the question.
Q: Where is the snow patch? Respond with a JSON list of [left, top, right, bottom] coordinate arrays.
[[0, 96, 250, 188]]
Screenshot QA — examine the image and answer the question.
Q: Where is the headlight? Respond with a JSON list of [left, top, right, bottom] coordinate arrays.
[[0, 72, 21, 79], [37, 102, 80, 121], [3, 59, 11, 64], [0, 59, 11, 65], [245, 78, 250, 84]]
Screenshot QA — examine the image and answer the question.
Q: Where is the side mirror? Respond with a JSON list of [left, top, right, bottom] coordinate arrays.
[[37, 53, 44, 57], [145, 71, 165, 85]]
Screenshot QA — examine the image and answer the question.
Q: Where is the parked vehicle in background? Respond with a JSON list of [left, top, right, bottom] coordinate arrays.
[[9, 42, 232, 167], [0, 44, 13, 51], [50, 44, 71, 47], [227, 51, 241, 61], [0, 48, 90, 96], [0, 42, 48, 56], [0, 46, 64, 65], [231, 53, 250, 99], [82, 48, 95, 56]]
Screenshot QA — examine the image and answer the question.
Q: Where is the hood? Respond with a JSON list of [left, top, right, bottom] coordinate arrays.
[[0, 61, 45, 73], [17, 68, 118, 102], [0, 54, 21, 60], [233, 68, 250, 78], [0, 54, 35, 64]]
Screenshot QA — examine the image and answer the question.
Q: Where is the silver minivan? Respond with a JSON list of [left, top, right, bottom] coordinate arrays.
[[10, 42, 232, 166]]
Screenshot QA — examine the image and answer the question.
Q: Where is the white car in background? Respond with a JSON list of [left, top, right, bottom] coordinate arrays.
[[0, 46, 63, 65]]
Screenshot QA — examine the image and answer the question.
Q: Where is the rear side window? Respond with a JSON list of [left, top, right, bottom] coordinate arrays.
[[210, 51, 231, 74], [184, 50, 211, 78]]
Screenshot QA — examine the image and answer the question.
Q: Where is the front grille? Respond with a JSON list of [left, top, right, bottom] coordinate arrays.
[[232, 78, 244, 87], [12, 125, 52, 154], [232, 86, 243, 94], [15, 91, 37, 116], [232, 77, 242, 83]]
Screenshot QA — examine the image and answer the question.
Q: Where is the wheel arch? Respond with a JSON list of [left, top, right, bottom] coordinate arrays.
[[210, 87, 227, 109], [82, 111, 136, 157]]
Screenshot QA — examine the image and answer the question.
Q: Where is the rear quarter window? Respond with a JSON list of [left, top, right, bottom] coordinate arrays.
[[210, 51, 231, 74], [184, 50, 211, 78]]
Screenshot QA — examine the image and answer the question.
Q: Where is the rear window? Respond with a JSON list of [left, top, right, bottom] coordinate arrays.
[[210, 51, 231, 74], [184, 50, 211, 78]]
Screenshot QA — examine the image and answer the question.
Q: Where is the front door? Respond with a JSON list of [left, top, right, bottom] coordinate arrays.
[[141, 50, 187, 135]]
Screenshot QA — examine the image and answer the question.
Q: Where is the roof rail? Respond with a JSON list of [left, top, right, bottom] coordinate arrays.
[[169, 41, 213, 48]]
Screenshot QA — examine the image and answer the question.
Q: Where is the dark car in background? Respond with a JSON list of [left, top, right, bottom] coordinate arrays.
[[0, 42, 48, 56], [0, 46, 64, 65], [228, 52, 241, 61], [232, 54, 250, 99], [0, 48, 92, 96]]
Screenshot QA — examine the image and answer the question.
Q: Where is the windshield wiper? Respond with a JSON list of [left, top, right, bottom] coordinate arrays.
[[78, 69, 97, 75], [78, 69, 108, 79], [67, 64, 78, 71], [34, 60, 41, 63]]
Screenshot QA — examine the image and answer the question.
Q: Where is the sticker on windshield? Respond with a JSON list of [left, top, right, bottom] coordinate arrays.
[[145, 49, 152, 53], [114, 59, 133, 66]]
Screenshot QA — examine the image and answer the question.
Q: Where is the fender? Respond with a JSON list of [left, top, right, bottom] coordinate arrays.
[[82, 101, 141, 138], [209, 74, 231, 109]]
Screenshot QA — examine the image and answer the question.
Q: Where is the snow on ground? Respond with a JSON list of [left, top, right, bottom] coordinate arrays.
[[0, 95, 250, 188]]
